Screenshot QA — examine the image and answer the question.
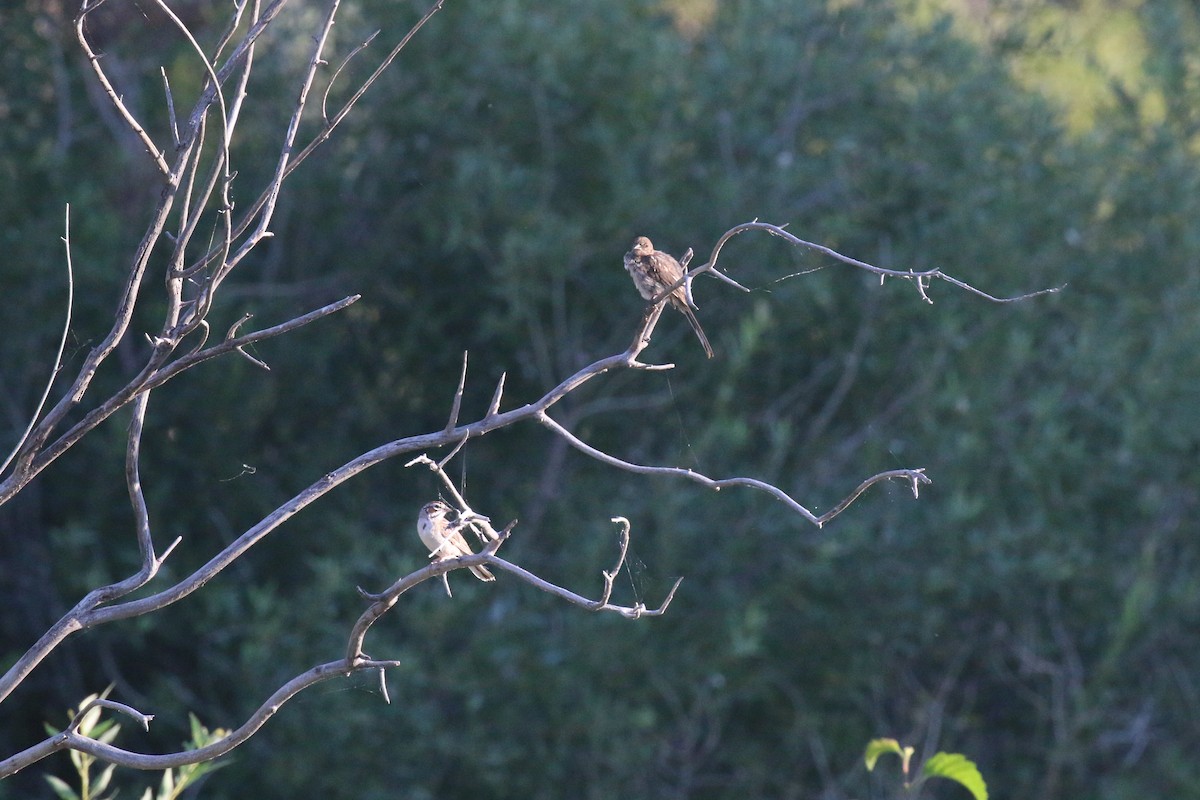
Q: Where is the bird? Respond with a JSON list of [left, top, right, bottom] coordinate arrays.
[[623, 236, 714, 358], [417, 500, 495, 584]]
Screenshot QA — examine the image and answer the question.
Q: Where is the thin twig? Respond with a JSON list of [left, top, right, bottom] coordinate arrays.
[[69, 699, 154, 734], [187, 0, 445, 278], [125, 393, 154, 566], [0, 657, 399, 778], [536, 411, 928, 528], [696, 221, 1064, 303], [445, 351, 468, 432], [322, 30, 381, 124], [0, 296, 360, 504], [75, 5, 169, 174], [209, 0, 344, 287], [408, 453, 500, 543], [0, 205, 75, 477], [486, 371, 507, 417], [160, 67, 179, 147]]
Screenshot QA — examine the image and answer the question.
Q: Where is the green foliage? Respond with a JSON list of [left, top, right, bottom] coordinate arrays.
[[42, 693, 228, 800], [43, 689, 121, 800], [865, 739, 988, 800], [923, 753, 988, 800], [865, 737, 915, 774], [137, 715, 231, 800]]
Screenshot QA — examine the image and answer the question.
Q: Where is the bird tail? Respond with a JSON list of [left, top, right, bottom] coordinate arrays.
[[681, 306, 715, 359], [470, 564, 496, 582]]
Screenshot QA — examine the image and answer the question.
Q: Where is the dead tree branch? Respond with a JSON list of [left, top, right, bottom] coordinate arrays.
[[0, 0, 1058, 784], [0, 512, 670, 779], [691, 220, 1065, 303]]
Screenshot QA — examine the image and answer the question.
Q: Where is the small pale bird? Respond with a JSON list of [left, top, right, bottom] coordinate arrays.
[[623, 236, 714, 358], [417, 500, 495, 583]]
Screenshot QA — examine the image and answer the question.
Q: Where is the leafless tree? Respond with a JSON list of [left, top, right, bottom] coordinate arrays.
[[0, 0, 1056, 782]]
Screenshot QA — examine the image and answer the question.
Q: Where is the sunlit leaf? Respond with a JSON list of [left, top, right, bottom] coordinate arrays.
[[44, 774, 80, 800], [923, 752, 988, 800], [864, 738, 912, 772], [93, 761, 117, 796], [188, 712, 205, 745], [96, 721, 122, 744]]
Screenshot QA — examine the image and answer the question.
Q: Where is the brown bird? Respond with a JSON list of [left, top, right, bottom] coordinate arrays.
[[623, 236, 714, 358], [417, 500, 495, 584]]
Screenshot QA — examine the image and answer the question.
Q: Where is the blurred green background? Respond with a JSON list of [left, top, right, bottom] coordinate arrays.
[[2, 0, 1199, 797]]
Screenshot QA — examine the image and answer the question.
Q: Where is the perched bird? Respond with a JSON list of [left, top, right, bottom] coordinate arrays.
[[417, 500, 495, 583], [623, 236, 714, 358]]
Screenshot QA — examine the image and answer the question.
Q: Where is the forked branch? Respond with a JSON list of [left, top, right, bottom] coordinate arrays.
[[0, 0, 1059, 772], [691, 221, 1064, 303]]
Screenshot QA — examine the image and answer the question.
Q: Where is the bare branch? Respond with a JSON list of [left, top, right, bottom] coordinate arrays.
[[191, 0, 445, 275], [0, 204, 74, 477], [405, 453, 471, 511], [490, 547, 681, 621], [0, 496, 686, 777], [283, 0, 445, 179], [14, 1, 305, 499], [404, 453, 496, 543], [696, 221, 1064, 303], [152, 0, 230, 152], [486, 371, 507, 417], [322, 29, 382, 124], [535, 411, 929, 528], [125, 393, 154, 566], [0, 296, 360, 505], [9, 169, 183, 488], [222, 1, 259, 134], [226, 314, 272, 371], [445, 351, 469, 431], [0, 657, 397, 778], [5, 0, 1056, 762], [69, 699, 154, 734], [8, 206, 1008, 707], [160, 67, 179, 147], [349, 516, 673, 663], [209, 0, 345, 288], [75, 2, 170, 174]]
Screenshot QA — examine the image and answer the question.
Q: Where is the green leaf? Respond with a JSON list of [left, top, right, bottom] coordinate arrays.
[[864, 738, 913, 772], [76, 694, 104, 737], [188, 713, 204, 744], [923, 752, 989, 800], [159, 766, 176, 800], [44, 774, 80, 800], [83, 686, 117, 724], [93, 761, 117, 796], [96, 720, 122, 744]]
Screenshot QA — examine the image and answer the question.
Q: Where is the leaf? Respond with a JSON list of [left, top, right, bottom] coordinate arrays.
[[96, 720, 122, 744], [76, 691, 106, 736], [159, 766, 176, 800], [93, 761, 118, 796], [77, 707, 100, 737], [188, 713, 205, 745], [864, 738, 912, 772], [923, 752, 989, 800], [44, 774, 81, 800]]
